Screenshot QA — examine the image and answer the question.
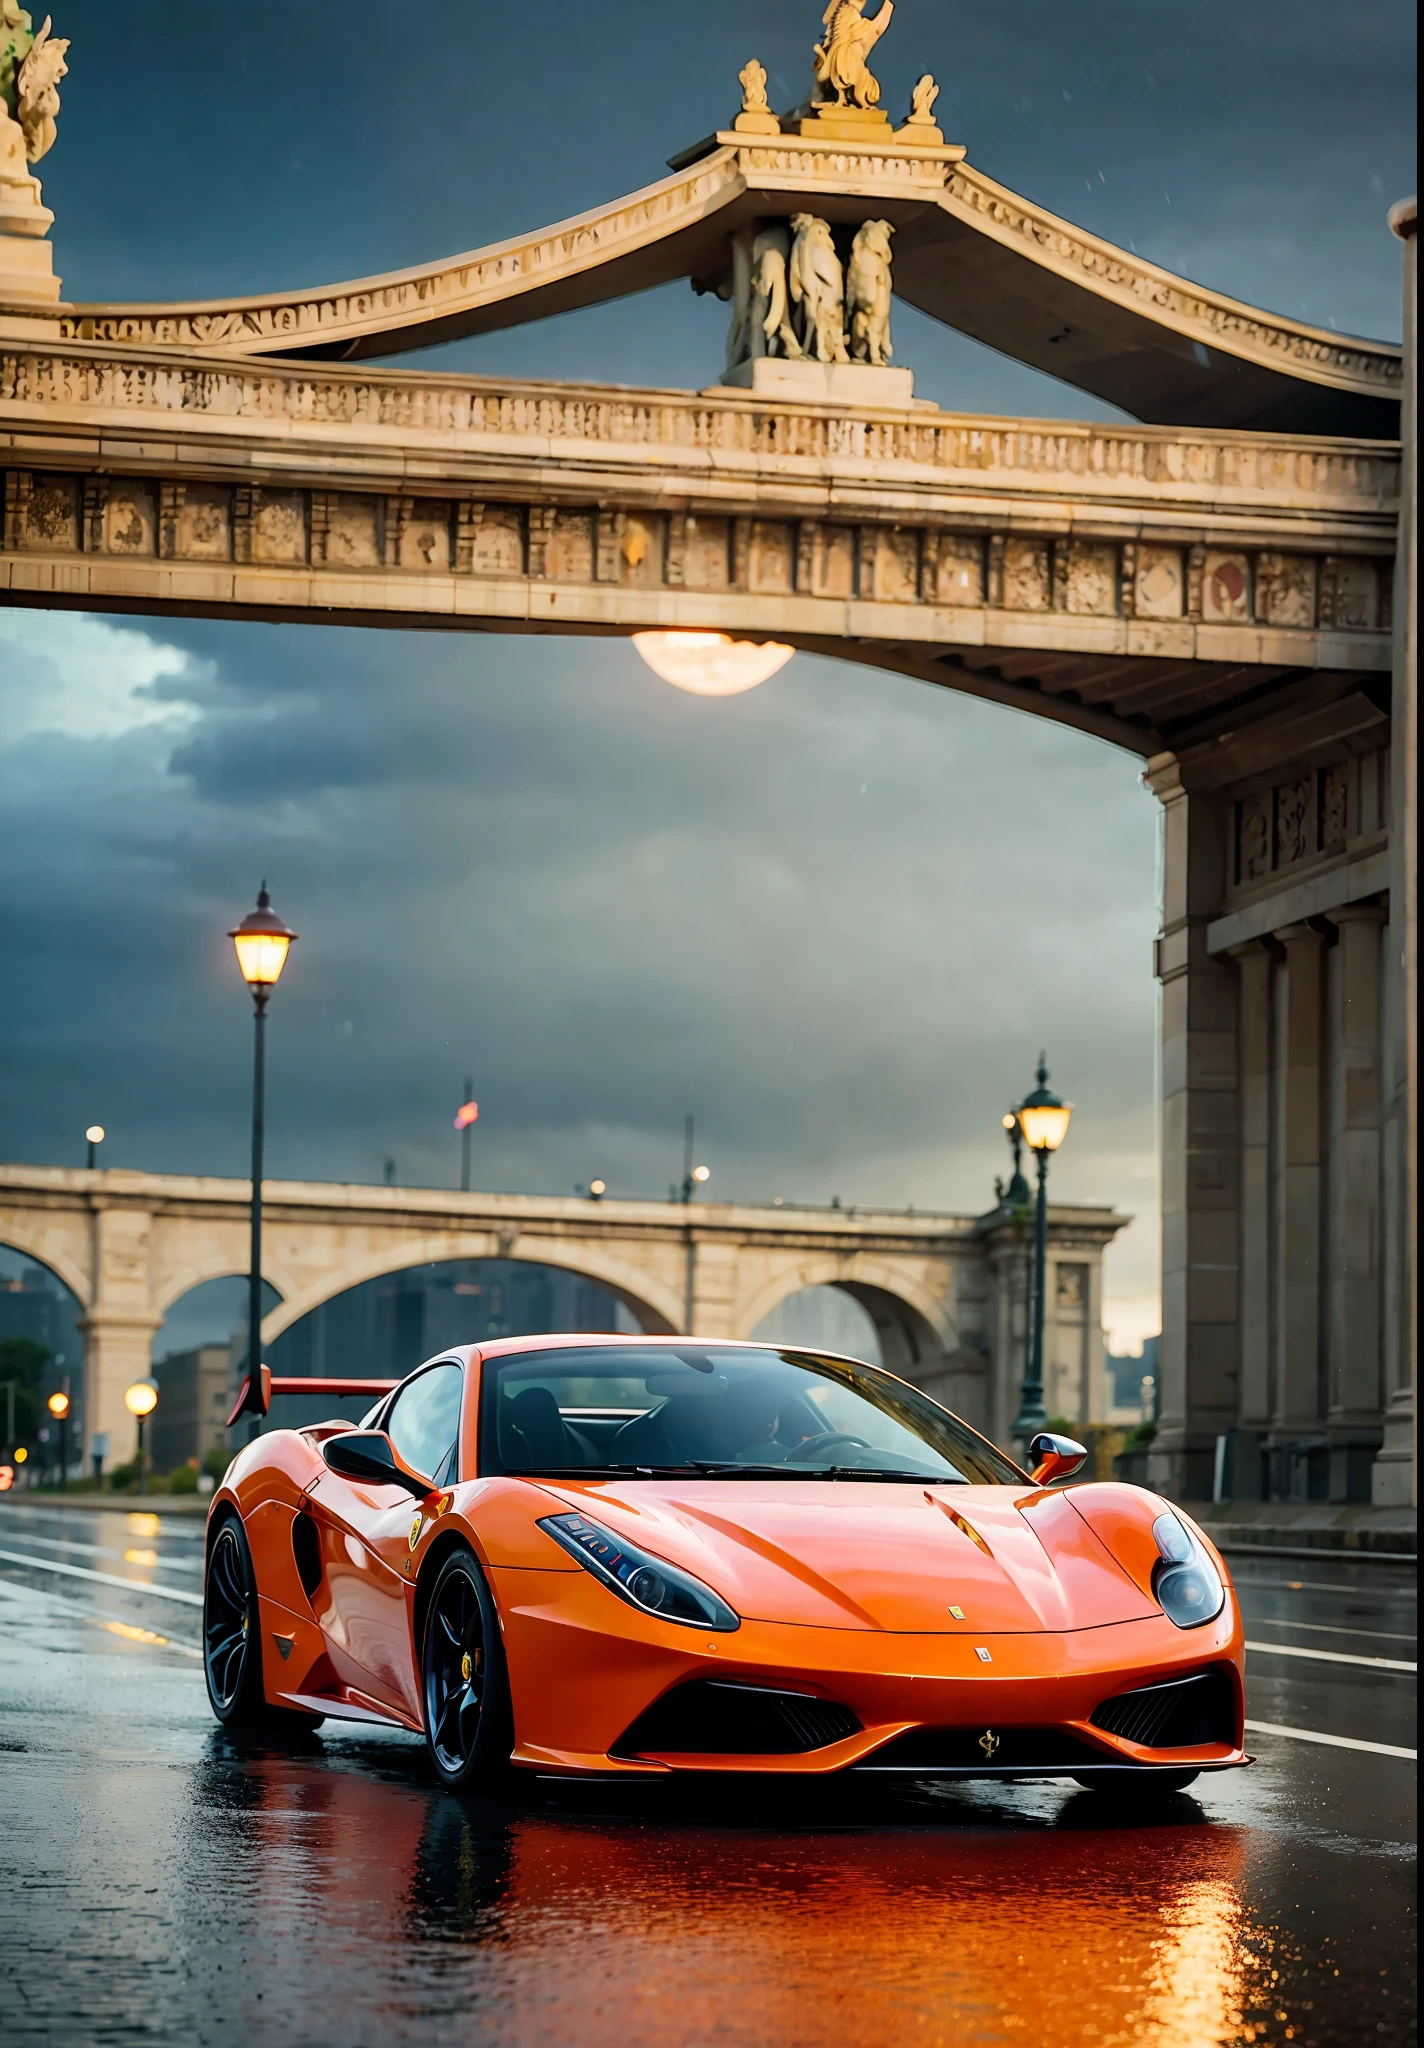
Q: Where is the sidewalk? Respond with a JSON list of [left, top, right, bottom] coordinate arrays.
[[1192, 1499, 1416, 1558], [1, 1490, 211, 1517]]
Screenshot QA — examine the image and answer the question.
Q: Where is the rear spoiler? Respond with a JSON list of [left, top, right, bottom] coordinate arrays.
[[228, 1365, 400, 1429]]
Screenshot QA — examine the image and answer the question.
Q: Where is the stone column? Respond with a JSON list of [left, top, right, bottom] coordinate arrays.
[[1229, 939, 1274, 1495], [80, 1199, 162, 1465], [1270, 924, 1327, 1484], [1147, 758, 1240, 1500], [1325, 904, 1387, 1498], [1376, 196, 1417, 1507]]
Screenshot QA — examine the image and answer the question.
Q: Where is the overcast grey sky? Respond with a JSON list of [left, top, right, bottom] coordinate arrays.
[[0, 0, 1415, 1351]]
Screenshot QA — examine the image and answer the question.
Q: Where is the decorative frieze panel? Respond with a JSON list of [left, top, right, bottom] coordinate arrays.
[[0, 463, 1395, 645], [1232, 748, 1389, 890]]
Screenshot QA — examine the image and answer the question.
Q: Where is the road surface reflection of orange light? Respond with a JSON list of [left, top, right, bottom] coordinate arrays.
[[633, 631, 794, 695]]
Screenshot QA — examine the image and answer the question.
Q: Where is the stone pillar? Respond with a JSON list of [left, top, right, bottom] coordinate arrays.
[[1148, 758, 1240, 1500], [1377, 196, 1417, 1507], [1325, 905, 1387, 1498], [1270, 924, 1327, 1489], [79, 1199, 162, 1465], [1229, 939, 1274, 1496]]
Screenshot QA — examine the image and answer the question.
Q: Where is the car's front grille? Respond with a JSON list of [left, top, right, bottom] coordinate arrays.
[[612, 1680, 861, 1757], [1090, 1669, 1234, 1748], [857, 1726, 1107, 1772]]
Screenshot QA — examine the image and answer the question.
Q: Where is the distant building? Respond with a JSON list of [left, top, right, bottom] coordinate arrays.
[[151, 1346, 231, 1473], [1106, 1335, 1160, 1422]]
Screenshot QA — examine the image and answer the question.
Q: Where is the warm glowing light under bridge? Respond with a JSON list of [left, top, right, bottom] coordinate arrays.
[[632, 631, 794, 696]]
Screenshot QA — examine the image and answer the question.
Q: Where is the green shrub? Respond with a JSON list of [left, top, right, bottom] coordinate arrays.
[[108, 1459, 141, 1490], [169, 1464, 199, 1494], [1122, 1421, 1157, 1450]]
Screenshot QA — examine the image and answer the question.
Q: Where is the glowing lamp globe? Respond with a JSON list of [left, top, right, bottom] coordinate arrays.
[[1017, 1060, 1073, 1154], [633, 631, 794, 696], [86, 1125, 105, 1146], [229, 885, 297, 991], [691, 1164, 711, 1185], [124, 1379, 159, 1420], [47, 1392, 70, 1419]]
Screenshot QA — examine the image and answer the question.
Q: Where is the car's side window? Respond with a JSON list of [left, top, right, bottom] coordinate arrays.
[[386, 1362, 464, 1485]]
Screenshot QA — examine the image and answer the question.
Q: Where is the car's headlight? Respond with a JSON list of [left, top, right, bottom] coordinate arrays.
[[1151, 1512, 1225, 1628], [538, 1512, 740, 1632]]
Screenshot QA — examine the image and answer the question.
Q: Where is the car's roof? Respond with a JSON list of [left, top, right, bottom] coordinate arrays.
[[469, 1333, 802, 1360]]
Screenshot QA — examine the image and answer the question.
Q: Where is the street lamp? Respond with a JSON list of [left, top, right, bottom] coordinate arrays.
[[85, 1125, 105, 1169], [228, 884, 297, 1425], [124, 1378, 158, 1496], [46, 1390, 69, 1491], [1010, 1055, 1074, 1455]]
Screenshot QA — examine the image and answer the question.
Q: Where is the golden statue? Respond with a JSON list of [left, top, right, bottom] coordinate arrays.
[[813, 0, 894, 111]]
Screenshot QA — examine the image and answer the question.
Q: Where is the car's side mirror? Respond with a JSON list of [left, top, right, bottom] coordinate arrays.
[[322, 1430, 429, 1499], [1029, 1431, 1089, 1486]]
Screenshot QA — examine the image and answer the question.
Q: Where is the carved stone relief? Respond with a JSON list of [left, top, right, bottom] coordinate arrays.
[[749, 520, 795, 593], [1321, 765, 1349, 853], [175, 486, 231, 560], [1203, 551, 1251, 623], [1003, 537, 1050, 610], [620, 513, 665, 587], [682, 515, 731, 590], [1325, 556, 1380, 631], [1066, 542, 1117, 616], [253, 492, 307, 565], [1237, 793, 1272, 883], [872, 527, 918, 602], [1275, 776, 1315, 866], [934, 533, 984, 605], [1256, 551, 1317, 628], [316, 493, 382, 569], [814, 524, 856, 597], [546, 511, 594, 581], [1134, 545, 1184, 619], [471, 507, 523, 576], [400, 500, 452, 572], [24, 474, 77, 549], [103, 481, 156, 556]]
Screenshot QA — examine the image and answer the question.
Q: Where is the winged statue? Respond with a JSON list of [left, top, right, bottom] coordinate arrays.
[[813, 0, 894, 111], [17, 12, 68, 161]]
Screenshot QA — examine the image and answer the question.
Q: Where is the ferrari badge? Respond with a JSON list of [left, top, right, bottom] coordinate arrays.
[[979, 1729, 1000, 1758]]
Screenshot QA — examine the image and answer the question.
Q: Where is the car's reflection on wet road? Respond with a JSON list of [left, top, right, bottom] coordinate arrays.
[[0, 1504, 1414, 2048]]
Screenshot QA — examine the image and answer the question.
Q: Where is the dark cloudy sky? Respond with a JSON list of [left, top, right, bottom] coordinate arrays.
[[0, 0, 1415, 1349]]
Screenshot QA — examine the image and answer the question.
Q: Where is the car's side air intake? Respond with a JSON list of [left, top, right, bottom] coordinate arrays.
[[1090, 1669, 1235, 1748], [613, 1680, 862, 1757]]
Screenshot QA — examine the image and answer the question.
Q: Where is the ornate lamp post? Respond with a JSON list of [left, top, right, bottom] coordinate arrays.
[[1009, 1055, 1073, 1453], [228, 886, 297, 1424], [124, 1378, 158, 1495]]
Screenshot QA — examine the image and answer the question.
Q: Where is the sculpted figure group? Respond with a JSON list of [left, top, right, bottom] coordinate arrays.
[[728, 214, 896, 370], [0, 4, 69, 171]]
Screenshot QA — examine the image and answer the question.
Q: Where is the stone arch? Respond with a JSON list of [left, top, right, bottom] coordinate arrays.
[[258, 1231, 682, 1346], [153, 1257, 284, 1323], [732, 1255, 954, 1382], [0, 1226, 92, 1312]]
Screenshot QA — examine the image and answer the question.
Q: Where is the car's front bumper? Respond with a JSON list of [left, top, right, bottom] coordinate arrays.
[[494, 1565, 1247, 1777]]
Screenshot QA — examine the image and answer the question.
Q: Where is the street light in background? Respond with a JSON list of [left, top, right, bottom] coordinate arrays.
[[46, 1390, 69, 1491], [588, 1179, 607, 1201], [454, 1084, 479, 1193], [228, 884, 297, 1427], [86, 1125, 105, 1169], [124, 1378, 158, 1496], [632, 631, 794, 696], [1009, 1055, 1074, 1456]]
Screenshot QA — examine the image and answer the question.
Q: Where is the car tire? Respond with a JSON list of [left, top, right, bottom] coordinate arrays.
[[421, 1545, 513, 1792], [203, 1512, 323, 1732], [1073, 1768, 1200, 1795]]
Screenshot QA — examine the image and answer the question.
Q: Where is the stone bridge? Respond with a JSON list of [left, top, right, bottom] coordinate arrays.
[[0, 22, 1414, 1506], [0, 1164, 1125, 1466]]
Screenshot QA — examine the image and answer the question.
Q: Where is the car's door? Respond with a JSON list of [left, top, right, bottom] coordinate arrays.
[[309, 1361, 464, 1721]]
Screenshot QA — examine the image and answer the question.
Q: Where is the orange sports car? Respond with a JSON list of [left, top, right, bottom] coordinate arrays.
[[204, 1336, 1247, 1795]]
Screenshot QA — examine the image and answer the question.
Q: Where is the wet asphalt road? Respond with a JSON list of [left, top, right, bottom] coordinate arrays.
[[0, 1499, 1415, 2048]]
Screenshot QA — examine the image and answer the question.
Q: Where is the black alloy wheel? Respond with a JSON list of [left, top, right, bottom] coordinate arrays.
[[1073, 1768, 1200, 1795], [422, 1547, 511, 1791], [203, 1514, 322, 1732]]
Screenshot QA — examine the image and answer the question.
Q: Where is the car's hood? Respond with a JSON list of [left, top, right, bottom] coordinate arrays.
[[539, 1480, 1158, 1633]]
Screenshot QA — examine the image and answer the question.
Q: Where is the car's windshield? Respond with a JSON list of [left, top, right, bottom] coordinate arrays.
[[479, 1345, 1023, 1484]]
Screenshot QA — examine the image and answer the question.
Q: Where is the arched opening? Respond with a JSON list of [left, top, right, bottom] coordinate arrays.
[[0, 1245, 84, 1477], [149, 1276, 282, 1485], [256, 1257, 644, 1433], [751, 1285, 882, 1366]]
